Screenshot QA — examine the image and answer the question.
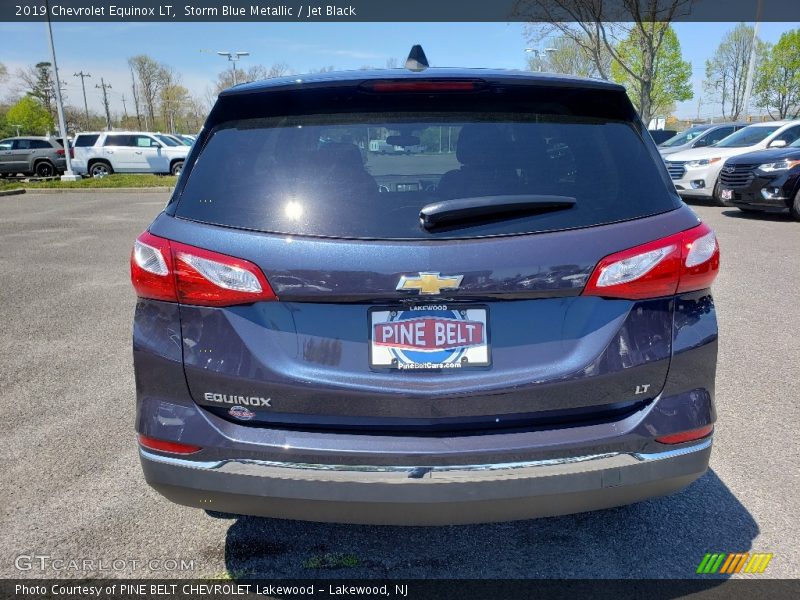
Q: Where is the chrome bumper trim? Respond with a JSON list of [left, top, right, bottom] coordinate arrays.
[[139, 438, 711, 483]]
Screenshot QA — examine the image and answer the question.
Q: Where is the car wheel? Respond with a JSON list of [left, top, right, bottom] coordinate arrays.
[[170, 161, 184, 176], [89, 162, 112, 177], [34, 161, 55, 178], [790, 189, 800, 221], [712, 179, 733, 207]]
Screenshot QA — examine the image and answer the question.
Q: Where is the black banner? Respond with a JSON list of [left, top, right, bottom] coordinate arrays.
[[2, 0, 799, 23], [3, 580, 800, 600]]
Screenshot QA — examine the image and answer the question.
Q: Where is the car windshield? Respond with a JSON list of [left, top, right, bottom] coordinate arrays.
[[715, 125, 780, 148], [660, 127, 708, 147], [175, 111, 679, 240], [157, 135, 180, 146]]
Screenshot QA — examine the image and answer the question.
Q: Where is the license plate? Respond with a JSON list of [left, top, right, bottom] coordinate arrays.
[[721, 189, 733, 200], [369, 304, 490, 370]]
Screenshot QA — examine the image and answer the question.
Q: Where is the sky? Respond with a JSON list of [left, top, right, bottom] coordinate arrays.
[[0, 20, 797, 120]]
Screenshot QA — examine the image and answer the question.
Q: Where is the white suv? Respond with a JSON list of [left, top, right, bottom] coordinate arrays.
[[665, 120, 800, 206], [72, 131, 189, 177]]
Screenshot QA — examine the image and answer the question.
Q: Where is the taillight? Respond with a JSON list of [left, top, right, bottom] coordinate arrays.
[[138, 434, 201, 454], [582, 223, 720, 300], [69, 147, 74, 159], [655, 424, 714, 445], [56, 148, 65, 156], [130, 231, 277, 306]]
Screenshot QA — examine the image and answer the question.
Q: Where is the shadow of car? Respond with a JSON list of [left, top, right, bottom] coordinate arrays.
[[216, 469, 756, 582]]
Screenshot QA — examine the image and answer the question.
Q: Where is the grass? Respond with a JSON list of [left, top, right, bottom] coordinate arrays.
[[0, 173, 177, 191]]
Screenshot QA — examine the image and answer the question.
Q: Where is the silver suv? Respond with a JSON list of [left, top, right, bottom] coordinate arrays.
[[72, 131, 189, 177], [0, 136, 67, 177]]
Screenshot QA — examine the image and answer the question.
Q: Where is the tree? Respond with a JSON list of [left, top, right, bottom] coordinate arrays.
[[611, 25, 692, 122], [529, 35, 609, 78], [128, 55, 164, 128], [6, 96, 53, 135], [755, 29, 800, 119], [519, 0, 693, 124], [0, 62, 7, 83], [213, 63, 291, 94], [17, 62, 63, 122], [704, 23, 768, 120]]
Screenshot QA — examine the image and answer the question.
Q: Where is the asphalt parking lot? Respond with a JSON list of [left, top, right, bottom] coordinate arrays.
[[1, 191, 798, 580]]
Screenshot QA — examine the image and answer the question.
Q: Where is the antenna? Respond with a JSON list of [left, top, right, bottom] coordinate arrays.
[[405, 45, 429, 72]]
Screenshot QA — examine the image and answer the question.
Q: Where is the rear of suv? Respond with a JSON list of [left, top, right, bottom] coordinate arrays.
[[72, 131, 188, 177], [132, 67, 721, 525]]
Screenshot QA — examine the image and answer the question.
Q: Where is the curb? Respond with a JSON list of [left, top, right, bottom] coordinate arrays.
[[0, 188, 26, 197], [17, 186, 173, 194]]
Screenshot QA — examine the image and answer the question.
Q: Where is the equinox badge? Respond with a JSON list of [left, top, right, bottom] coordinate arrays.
[[396, 272, 464, 295]]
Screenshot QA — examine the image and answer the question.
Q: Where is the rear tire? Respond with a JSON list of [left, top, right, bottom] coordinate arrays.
[[790, 189, 800, 221], [170, 161, 184, 176], [712, 179, 733, 207], [34, 161, 55, 178], [89, 161, 113, 177]]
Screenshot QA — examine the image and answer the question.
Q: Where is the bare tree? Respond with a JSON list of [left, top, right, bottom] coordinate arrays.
[[129, 65, 142, 129], [704, 23, 768, 120], [128, 55, 164, 129], [519, 0, 693, 124]]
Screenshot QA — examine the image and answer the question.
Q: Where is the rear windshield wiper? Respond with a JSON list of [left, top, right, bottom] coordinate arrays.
[[419, 195, 576, 229]]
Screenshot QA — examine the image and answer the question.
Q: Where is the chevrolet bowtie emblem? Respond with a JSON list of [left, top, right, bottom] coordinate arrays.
[[396, 272, 464, 295]]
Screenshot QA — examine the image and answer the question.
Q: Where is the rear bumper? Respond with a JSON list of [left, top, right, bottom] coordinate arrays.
[[140, 438, 711, 525]]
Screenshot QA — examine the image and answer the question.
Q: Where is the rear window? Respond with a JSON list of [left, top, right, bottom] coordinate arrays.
[[75, 134, 99, 147], [176, 109, 679, 240]]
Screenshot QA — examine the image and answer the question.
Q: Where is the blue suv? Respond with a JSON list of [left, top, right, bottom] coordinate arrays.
[[131, 63, 720, 525]]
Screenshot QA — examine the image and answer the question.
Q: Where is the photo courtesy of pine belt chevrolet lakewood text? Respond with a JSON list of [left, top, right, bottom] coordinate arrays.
[[130, 47, 720, 525]]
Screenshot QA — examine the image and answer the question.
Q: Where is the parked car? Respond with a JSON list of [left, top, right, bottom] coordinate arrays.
[[658, 123, 748, 157], [72, 131, 189, 177], [155, 133, 190, 147], [648, 129, 677, 144], [717, 137, 800, 219], [665, 120, 800, 206], [131, 64, 720, 525], [0, 136, 68, 177]]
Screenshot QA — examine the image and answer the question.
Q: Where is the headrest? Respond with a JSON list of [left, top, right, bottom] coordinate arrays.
[[456, 124, 514, 166]]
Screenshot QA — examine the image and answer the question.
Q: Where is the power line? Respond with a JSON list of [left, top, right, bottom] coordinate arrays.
[[95, 78, 112, 130], [73, 70, 91, 127]]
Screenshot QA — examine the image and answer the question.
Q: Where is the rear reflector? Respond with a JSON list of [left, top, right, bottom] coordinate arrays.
[[362, 80, 484, 93], [582, 223, 720, 300], [138, 434, 201, 454], [130, 231, 277, 306], [655, 424, 714, 445]]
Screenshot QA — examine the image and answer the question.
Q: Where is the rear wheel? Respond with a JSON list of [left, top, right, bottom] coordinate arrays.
[[89, 161, 113, 177], [34, 161, 55, 178], [712, 179, 733, 207], [790, 189, 800, 221], [170, 161, 184, 176]]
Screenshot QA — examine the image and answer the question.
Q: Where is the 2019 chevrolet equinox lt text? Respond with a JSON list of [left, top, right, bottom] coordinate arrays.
[[131, 62, 721, 525]]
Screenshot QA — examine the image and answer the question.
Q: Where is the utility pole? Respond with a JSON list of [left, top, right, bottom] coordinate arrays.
[[741, 0, 764, 121], [73, 71, 91, 129], [96, 78, 112, 130], [217, 51, 249, 86], [121, 94, 128, 120], [44, 0, 78, 181]]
